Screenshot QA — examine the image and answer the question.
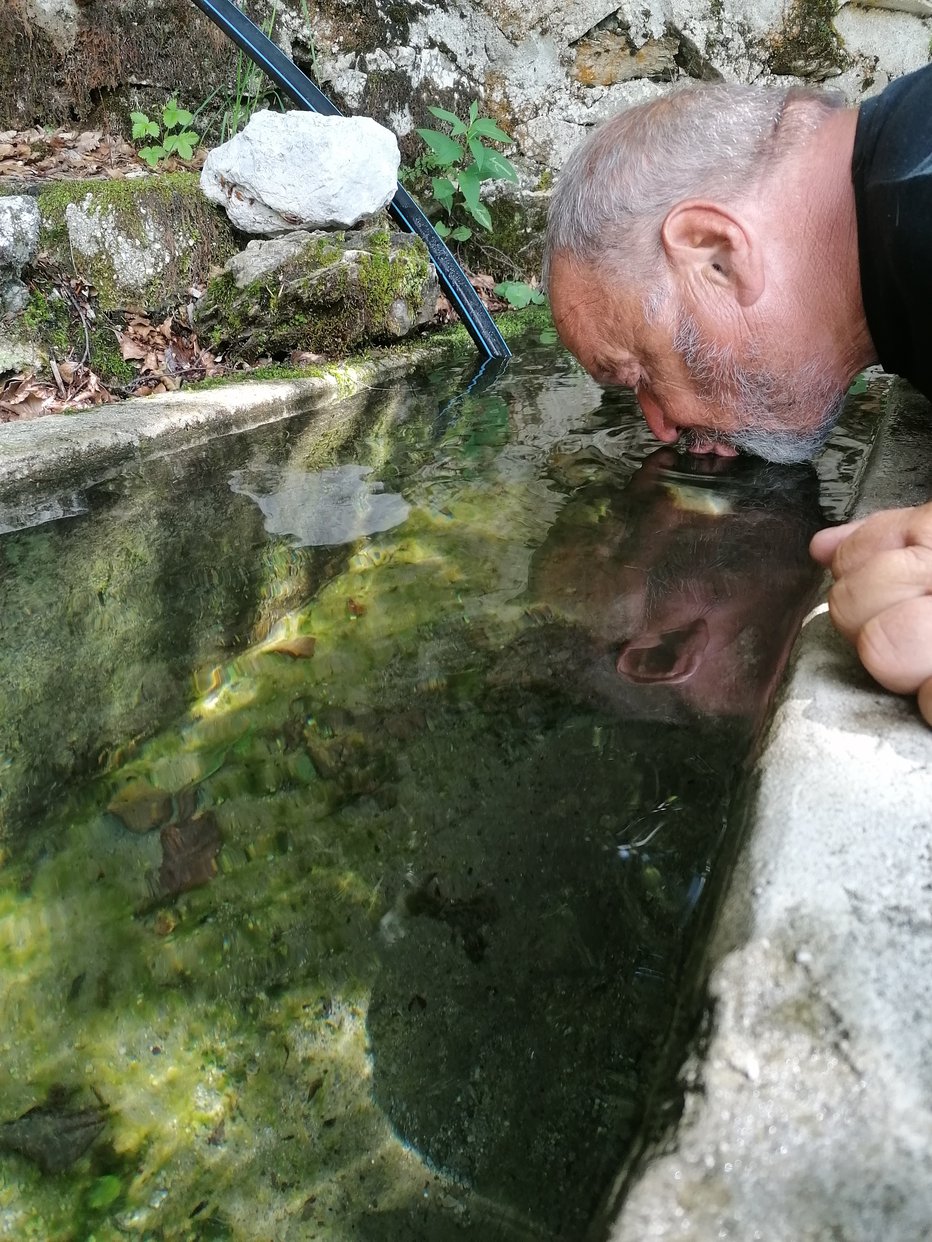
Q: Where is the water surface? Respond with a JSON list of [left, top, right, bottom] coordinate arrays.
[[0, 340, 880, 1240]]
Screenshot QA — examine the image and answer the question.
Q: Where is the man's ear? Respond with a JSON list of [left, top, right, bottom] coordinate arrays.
[[661, 201, 764, 308], [615, 619, 709, 685]]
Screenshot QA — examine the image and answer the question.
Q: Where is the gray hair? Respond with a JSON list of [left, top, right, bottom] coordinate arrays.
[[542, 83, 841, 289]]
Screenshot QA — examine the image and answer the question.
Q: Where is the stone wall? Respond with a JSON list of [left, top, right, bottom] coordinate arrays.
[[8, 0, 930, 176]]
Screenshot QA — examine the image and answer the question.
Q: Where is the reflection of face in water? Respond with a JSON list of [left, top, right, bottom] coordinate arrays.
[[529, 447, 827, 721], [363, 450, 828, 1241]]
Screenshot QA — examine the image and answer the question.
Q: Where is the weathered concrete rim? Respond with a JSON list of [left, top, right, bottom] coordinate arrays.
[[609, 382, 932, 1242], [0, 339, 466, 498]]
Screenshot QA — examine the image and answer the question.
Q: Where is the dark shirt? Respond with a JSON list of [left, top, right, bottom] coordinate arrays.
[[852, 64, 932, 400]]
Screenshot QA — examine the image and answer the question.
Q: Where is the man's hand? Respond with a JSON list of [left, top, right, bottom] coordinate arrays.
[[810, 503, 932, 725]]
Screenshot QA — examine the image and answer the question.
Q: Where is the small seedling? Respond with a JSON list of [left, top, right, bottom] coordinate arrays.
[[131, 99, 201, 168]]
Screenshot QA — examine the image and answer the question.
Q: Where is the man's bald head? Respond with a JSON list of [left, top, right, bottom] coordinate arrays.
[[543, 83, 841, 291]]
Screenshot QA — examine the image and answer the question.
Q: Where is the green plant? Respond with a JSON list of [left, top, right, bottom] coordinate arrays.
[[131, 100, 201, 168], [219, 1, 286, 142], [415, 101, 518, 242], [493, 279, 546, 310]]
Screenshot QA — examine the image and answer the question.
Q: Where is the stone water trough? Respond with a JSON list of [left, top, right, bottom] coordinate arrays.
[[1, 13, 931, 1234]]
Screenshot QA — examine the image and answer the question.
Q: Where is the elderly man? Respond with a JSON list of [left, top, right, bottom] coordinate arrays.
[[544, 65, 932, 723]]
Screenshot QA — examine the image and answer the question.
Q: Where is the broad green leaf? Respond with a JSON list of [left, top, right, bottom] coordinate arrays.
[[468, 100, 479, 124], [496, 281, 546, 308], [131, 116, 160, 140], [431, 176, 456, 211], [477, 148, 518, 183], [451, 225, 472, 241], [471, 117, 513, 144], [457, 162, 482, 213], [415, 128, 463, 167], [494, 280, 533, 308], [163, 99, 194, 130], [467, 137, 487, 173], [467, 199, 493, 232], [172, 130, 200, 160], [427, 105, 467, 135], [435, 220, 451, 237], [139, 145, 166, 167]]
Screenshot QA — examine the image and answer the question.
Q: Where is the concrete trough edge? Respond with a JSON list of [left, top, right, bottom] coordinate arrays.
[[0, 344, 452, 497], [610, 384, 932, 1242]]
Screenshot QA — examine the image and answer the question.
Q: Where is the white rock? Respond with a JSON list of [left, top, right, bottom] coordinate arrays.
[[0, 195, 40, 275], [856, 0, 932, 14], [200, 110, 400, 235], [64, 196, 172, 294], [0, 195, 40, 314]]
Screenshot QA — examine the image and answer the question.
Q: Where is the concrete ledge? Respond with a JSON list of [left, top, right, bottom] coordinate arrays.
[[0, 349, 441, 496], [610, 384, 932, 1241]]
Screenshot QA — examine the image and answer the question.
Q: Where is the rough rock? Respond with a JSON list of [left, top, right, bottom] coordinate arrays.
[[573, 32, 681, 85], [856, 0, 932, 15], [16, 0, 80, 50], [3, 0, 932, 185], [198, 224, 438, 361], [39, 174, 239, 312], [200, 110, 400, 235], [65, 195, 175, 302], [0, 195, 40, 314]]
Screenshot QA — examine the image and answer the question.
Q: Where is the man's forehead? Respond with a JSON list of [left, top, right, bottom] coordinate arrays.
[[549, 256, 639, 371]]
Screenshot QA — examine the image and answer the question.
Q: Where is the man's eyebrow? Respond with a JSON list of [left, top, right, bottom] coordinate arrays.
[[593, 358, 633, 386]]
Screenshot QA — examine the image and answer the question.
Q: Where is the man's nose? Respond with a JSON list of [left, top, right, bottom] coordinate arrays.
[[637, 391, 680, 444]]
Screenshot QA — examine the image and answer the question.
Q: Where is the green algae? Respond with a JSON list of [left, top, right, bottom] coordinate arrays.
[[0, 339, 804, 1239]]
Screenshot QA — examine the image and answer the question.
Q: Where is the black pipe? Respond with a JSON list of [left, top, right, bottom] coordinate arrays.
[[190, 0, 511, 361]]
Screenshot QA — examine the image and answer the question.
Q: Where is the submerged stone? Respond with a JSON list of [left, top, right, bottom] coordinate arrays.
[[0, 1088, 107, 1174], [107, 780, 172, 833], [158, 809, 222, 898]]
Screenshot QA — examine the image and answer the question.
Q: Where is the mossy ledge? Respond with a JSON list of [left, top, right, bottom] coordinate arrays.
[[37, 172, 239, 313], [198, 220, 437, 363]]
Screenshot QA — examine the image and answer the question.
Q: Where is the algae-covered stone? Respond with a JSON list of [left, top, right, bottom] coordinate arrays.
[[38, 173, 239, 312], [198, 222, 438, 361]]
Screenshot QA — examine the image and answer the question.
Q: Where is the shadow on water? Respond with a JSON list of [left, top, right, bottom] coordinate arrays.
[[0, 339, 876, 1240]]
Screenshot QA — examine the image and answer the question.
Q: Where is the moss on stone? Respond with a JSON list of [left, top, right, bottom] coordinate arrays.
[[201, 224, 435, 363], [20, 289, 71, 355], [0, 0, 241, 130], [16, 280, 136, 386], [768, 0, 848, 78], [38, 173, 239, 313]]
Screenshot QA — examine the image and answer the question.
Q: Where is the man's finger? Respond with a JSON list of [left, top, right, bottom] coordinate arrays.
[[857, 595, 932, 694], [827, 544, 932, 641], [823, 504, 932, 579], [810, 519, 865, 567]]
